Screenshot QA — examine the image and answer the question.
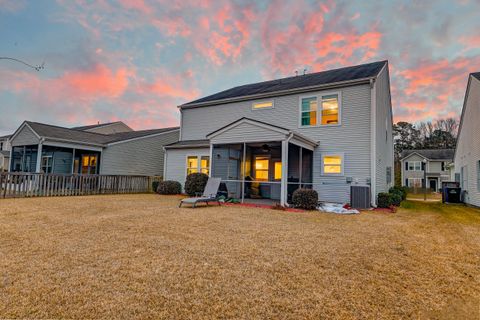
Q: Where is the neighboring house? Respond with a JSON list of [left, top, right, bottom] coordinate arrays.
[[400, 149, 454, 192], [454, 72, 480, 207], [8, 121, 179, 176], [164, 61, 394, 206], [0, 134, 11, 172], [71, 121, 133, 134]]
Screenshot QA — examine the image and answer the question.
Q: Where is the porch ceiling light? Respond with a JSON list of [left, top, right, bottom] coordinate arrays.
[[261, 144, 270, 152]]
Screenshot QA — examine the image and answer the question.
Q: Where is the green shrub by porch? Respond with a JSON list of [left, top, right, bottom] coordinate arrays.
[[389, 186, 408, 200], [377, 192, 393, 208], [390, 193, 402, 206], [157, 180, 181, 195], [184, 173, 209, 196], [292, 188, 318, 210]]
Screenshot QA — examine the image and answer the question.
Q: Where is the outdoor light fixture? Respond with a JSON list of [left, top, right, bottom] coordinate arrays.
[[261, 144, 270, 152]]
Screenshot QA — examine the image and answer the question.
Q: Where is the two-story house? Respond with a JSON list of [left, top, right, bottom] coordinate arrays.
[[0, 134, 11, 172], [400, 149, 454, 192], [455, 72, 480, 207], [164, 61, 394, 207]]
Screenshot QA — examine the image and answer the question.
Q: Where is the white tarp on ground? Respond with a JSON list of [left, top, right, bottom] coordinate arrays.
[[318, 202, 359, 214]]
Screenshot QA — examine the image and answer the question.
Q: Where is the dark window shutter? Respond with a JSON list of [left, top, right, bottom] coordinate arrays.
[[405, 162, 408, 171]]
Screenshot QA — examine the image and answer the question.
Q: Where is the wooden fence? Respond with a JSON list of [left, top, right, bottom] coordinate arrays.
[[0, 173, 162, 199]]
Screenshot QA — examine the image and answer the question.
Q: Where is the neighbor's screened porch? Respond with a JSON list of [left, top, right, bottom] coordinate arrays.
[[210, 142, 313, 205]]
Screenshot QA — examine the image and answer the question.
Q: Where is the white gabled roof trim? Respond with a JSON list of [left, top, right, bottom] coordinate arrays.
[[206, 118, 289, 139]]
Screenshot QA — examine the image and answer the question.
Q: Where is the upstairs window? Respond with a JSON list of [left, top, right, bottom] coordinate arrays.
[[301, 97, 317, 126], [252, 101, 273, 110], [407, 161, 422, 171], [300, 92, 340, 127], [321, 94, 339, 125]]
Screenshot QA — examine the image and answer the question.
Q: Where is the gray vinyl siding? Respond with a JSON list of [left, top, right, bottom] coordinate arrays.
[[11, 125, 39, 146], [164, 147, 210, 190], [210, 122, 287, 144], [181, 84, 373, 204], [100, 130, 179, 176], [455, 76, 480, 207], [375, 66, 394, 197]]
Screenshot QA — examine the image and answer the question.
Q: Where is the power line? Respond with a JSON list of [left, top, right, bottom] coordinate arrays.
[[0, 57, 44, 71]]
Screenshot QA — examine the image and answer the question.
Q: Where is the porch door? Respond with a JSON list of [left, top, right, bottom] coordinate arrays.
[[429, 179, 437, 192]]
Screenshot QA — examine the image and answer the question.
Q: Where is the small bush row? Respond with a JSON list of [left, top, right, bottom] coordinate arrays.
[[292, 188, 318, 210], [184, 173, 209, 196], [377, 186, 408, 208], [157, 180, 182, 195]]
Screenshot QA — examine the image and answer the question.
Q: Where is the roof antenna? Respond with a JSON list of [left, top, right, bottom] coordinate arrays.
[[303, 68, 307, 75], [294, 70, 298, 76]]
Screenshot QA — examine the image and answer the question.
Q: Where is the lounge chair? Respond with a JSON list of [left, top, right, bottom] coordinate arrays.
[[179, 177, 222, 208]]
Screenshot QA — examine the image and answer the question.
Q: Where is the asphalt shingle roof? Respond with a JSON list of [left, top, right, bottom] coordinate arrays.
[[164, 140, 210, 149], [71, 121, 125, 131], [182, 60, 387, 107], [401, 149, 454, 161], [472, 72, 480, 81], [25, 121, 178, 146]]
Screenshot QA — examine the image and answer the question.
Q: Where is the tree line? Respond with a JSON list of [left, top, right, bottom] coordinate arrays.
[[393, 118, 458, 160]]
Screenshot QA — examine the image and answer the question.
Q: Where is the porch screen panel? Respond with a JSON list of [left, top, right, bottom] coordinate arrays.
[[301, 148, 313, 186]]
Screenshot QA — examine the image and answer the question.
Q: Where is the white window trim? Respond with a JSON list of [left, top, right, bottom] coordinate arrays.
[[298, 91, 342, 128], [252, 100, 274, 110], [41, 155, 53, 173], [321, 152, 344, 176], [408, 178, 422, 188], [185, 155, 210, 177], [407, 161, 422, 171]]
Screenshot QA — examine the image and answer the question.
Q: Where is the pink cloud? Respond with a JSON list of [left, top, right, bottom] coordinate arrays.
[[118, 0, 153, 15]]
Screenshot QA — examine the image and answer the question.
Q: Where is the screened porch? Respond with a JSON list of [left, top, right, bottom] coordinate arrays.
[[210, 142, 313, 205]]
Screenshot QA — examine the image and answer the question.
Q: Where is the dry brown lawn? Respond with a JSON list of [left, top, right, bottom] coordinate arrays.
[[0, 194, 479, 319]]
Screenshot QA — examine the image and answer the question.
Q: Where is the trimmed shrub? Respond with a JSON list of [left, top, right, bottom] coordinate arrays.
[[157, 180, 181, 195], [152, 180, 160, 193], [184, 173, 209, 196], [377, 192, 393, 208], [390, 193, 402, 206], [292, 188, 318, 210], [389, 186, 408, 200]]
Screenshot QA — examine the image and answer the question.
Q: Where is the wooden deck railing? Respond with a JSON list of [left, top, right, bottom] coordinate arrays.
[[0, 173, 162, 199]]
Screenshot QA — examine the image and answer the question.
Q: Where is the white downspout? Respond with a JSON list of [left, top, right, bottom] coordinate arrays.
[[370, 78, 377, 207], [281, 132, 294, 206]]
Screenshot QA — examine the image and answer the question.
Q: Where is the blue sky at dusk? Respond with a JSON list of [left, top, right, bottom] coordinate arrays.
[[1, 0, 479, 135]]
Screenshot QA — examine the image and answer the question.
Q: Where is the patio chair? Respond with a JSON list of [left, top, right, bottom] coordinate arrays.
[[179, 177, 222, 208]]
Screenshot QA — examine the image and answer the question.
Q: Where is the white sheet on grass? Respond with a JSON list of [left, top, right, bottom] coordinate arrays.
[[318, 202, 359, 214]]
